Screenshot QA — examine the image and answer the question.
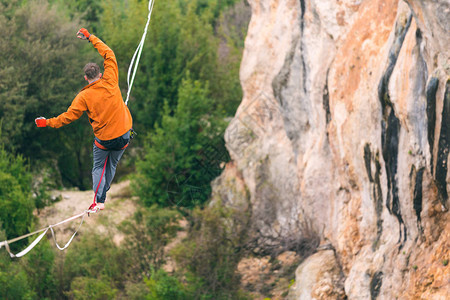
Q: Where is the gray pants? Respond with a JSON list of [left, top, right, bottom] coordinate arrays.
[[92, 132, 129, 203]]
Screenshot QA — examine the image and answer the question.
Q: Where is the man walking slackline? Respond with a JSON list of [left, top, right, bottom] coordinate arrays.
[[35, 28, 133, 211]]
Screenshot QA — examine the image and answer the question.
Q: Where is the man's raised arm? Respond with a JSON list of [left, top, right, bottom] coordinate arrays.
[[77, 28, 119, 84]]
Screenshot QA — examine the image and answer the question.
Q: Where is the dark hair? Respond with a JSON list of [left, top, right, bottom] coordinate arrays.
[[84, 63, 100, 80]]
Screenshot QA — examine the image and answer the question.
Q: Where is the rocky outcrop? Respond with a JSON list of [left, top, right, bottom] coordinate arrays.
[[288, 249, 346, 300], [213, 0, 449, 298]]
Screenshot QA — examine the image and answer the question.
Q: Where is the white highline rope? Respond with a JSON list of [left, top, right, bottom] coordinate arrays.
[[0, 209, 95, 258], [50, 211, 88, 251], [125, 0, 155, 106]]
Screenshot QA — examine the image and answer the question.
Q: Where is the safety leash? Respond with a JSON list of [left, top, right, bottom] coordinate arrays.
[[125, 0, 155, 106], [88, 155, 109, 215]]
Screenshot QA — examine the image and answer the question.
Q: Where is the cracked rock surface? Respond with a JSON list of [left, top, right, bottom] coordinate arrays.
[[213, 0, 450, 298]]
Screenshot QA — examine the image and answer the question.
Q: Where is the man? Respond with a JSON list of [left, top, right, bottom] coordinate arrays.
[[35, 28, 133, 211]]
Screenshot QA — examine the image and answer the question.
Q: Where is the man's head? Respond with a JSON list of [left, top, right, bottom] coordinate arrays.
[[84, 62, 101, 82]]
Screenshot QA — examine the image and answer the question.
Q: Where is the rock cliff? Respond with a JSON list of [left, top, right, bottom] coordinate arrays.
[[213, 0, 449, 298]]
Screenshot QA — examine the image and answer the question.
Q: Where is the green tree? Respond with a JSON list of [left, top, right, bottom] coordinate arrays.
[[0, 258, 35, 299], [145, 269, 187, 300], [100, 0, 246, 131], [171, 204, 249, 299], [134, 77, 226, 207], [101, 0, 185, 130], [0, 145, 34, 247], [54, 0, 104, 33], [68, 276, 118, 300], [62, 233, 127, 294], [0, 0, 100, 189], [0, 227, 35, 299], [120, 205, 181, 277], [23, 240, 58, 299]]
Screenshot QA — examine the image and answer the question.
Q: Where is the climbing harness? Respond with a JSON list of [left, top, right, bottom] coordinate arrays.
[[94, 139, 129, 151], [125, 0, 155, 106]]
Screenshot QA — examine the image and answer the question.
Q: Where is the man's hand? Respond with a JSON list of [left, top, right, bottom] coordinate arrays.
[[35, 117, 47, 127], [77, 28, 91, 40]]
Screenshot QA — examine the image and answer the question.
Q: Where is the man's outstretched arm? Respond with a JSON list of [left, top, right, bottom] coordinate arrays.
[[35, 94, 86, 128]]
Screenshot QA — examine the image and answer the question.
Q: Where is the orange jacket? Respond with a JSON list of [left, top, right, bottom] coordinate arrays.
[[47, 35, 132, 141]]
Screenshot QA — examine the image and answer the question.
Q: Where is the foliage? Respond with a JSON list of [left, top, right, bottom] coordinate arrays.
[[0, 134, 55, 300], [0, 0, 96, 189], [33, 169, 55, 214], [100, 0, 245, 130], [68, 276, 118, 300], [0, 227, 34, 299], [134, 77, 227, 207], [99, 0, 150, 72], [62, 233, 127, 294], [0, 0, 248, 190], [123, 0, 247, 209], [23, 240, 58, 299], [124, 281, 150, 300], [0, 144, 34, 247], [171, 204, 249, 299], [0, 0, 251, 299], [0, 256, 35, 299], [120, 205, 181, 277], [145, 269, 187, 300], [53, 0, 104, 33]]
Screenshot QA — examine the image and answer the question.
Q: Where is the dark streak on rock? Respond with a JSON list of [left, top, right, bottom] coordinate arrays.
[[370, 271, 383, 300], [299, 0, 307, 94], [323, 69, 331, 125], [378, 14, 412, 245], [378, 15, 412, 110], [426, 76, 439, 173], [364, 144, 383, 250], [412, 166, 425, 233], [299, 0, 305, 26], [373, 153, 383, 247], [272, 42, 295, 108], [364, 144, 373, 182], [435, 80, 449, 207]]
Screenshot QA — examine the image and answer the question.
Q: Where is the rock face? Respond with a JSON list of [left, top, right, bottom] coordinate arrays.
[[214, 0, 449, 298], [288, 250, 345, 300]]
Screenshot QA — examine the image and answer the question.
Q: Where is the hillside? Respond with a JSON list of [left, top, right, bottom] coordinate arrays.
[[37, 180, 136, 246]]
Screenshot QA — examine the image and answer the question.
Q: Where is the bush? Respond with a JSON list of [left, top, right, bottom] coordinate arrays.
[[101, 0, 244, 130], [0, 0, 100, 190], [0, 227, 35, 299], [0, 260, 35, 300], [171, 204, 249, 299], [63, 233, 127, 294], [125, 281, 150, 300], [68, 276, 118, 300], [120, 205, 181, 277], [134, 77, 227, 208], [23, 240, 58, 299], [145, 269, 187, 300], [0, 145, 34, 249]]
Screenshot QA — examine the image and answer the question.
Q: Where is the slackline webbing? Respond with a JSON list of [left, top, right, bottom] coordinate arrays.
[[125, 0, 155, 106], [0, 209, 96, 258]]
